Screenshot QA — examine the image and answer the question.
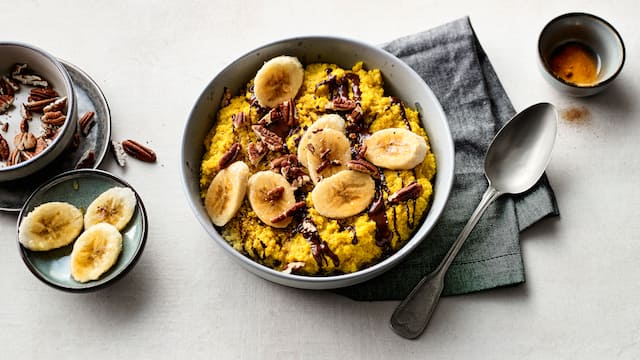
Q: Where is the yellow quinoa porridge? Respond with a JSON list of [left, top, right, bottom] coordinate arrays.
[[200, 55, 436, 275]]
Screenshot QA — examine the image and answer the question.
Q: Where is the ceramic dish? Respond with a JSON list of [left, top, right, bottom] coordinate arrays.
[[17, 169, 147, 292], [0, 42, 77, 181], [538, 12, 625, 96], [180, 36, 455, 290], [0, 60, 111, 211]]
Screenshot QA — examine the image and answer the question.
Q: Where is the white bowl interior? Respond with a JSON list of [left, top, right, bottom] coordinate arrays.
[[181, 36, 454, 289], [0, 45, 70, 97], [0, 42, 76, 180]]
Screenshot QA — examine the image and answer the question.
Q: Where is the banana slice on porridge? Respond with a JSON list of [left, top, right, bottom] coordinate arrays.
[[311, 170, 375, 219], [205, 161, 250, 227], [364, 128, 427, 170], [247, 171, 297, 228], [253, 56, 304, 108]]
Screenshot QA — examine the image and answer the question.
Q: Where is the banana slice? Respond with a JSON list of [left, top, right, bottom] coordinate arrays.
[[297, 114, 346, 168], [364, 128, 428, 170], [205, 161, 250, 227], [311, 170, 375, 219], [306, 128, 351, 184], [253, 55, 304, 108], [18, 202, 84, 251], [70, 222, 123, 283], [247, 171, 296, 228], [84, 187, 137, 231]]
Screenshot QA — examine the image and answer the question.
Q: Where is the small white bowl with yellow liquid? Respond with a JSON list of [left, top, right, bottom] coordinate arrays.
[[538, 12, 625, 97]]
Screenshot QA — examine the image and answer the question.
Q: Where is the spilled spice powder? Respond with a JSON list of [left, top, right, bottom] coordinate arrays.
[[561, 106, 590, 123]]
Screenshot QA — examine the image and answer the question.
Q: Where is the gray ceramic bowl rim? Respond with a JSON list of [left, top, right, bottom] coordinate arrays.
[[16, 168, 148, 293], [537, 12, 626, 89], [181, 35, 454, 289], [0, 41, 77, 176]]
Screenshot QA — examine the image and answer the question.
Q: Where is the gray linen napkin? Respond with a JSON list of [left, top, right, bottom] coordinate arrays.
[[337, 17, 560, 301]]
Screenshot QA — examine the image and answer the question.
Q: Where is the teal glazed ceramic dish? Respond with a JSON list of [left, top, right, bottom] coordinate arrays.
[[17, 169, 148, 292]]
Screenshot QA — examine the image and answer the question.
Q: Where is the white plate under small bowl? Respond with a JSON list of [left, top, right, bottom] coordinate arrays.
[[0, 60, 111, 212], [17, 169, 148, 292]]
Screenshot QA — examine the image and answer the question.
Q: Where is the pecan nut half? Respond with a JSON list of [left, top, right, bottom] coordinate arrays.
[[315, 159, 342, 174], [388, 181, 423, 204], [111, 140, 127, 167], [6, 149, 19, 166], [325, 97, 357, 111], [346, 159, 380, 179], [14, 132, 37, 151], [270, 201, 306, 224], [270, 154, 298, 170], [41, 111, 66, 126], [78, 111, 96, 135], [29, 87, 58, 101], [0, 94, 14, 114], [251, 124, 284, 152], [281, 261, 305, 274], [220, 87, 232, 108], [20, 104, 32, 121], [231, 111, 247, 129], [279, 99, 297, 127], [20, 118, 28, 133], [0, 76, 19, 96], [121, 139, 157, 162], [24, 97, 57, 112], [247, 141, 268, 165], [6, 149, 32, 166], [12, 71, 48, 87], [0, 134, 9, 161], [265, 186, 285, 202], [218, 143, 241, 170], [42, 96, 67, 113], [41, 127, 58, 140], [34, 137, 47, 155]]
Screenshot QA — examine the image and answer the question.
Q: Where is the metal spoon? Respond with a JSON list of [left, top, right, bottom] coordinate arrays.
[[390, 102, 558, 339]]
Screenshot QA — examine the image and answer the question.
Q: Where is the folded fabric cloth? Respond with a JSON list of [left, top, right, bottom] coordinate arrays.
[[337, 17, 560, 301]]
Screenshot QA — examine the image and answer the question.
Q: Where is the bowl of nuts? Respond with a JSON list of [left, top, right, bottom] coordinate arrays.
[[0, 42, 77, 182]]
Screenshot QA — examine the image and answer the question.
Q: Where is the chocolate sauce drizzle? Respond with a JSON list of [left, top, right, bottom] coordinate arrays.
[[368, 170, 393, 251], [339, 221, 359, 245], [391, 97, 411, 130], [336, 76, 349, 100], [295, 217, 340, 268], [343, 73, 362, 101], [248, 84, 268, 116], [348, 226, 358, 245], [316, 72, 362, 104], [406, 170, 419, 229]]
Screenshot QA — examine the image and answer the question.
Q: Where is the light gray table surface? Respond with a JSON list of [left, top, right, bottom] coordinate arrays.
[[1, 1, 639, 359]]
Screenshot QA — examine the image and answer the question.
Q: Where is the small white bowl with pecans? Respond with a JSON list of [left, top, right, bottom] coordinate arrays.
[[0, 42, 77, 181]]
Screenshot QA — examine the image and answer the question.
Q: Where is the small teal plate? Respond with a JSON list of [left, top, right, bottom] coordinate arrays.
[[17, 169, 148, 292]]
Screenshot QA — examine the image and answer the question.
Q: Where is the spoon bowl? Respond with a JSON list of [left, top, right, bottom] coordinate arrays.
[[485, 103, 558, 194], [390, 102, 558, 339]]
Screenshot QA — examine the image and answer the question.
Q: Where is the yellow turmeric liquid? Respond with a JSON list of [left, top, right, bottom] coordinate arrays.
[[549, 42, 599, 86]]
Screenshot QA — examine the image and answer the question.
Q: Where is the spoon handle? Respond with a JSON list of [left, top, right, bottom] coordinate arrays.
[[390, 186, 502, 339]]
